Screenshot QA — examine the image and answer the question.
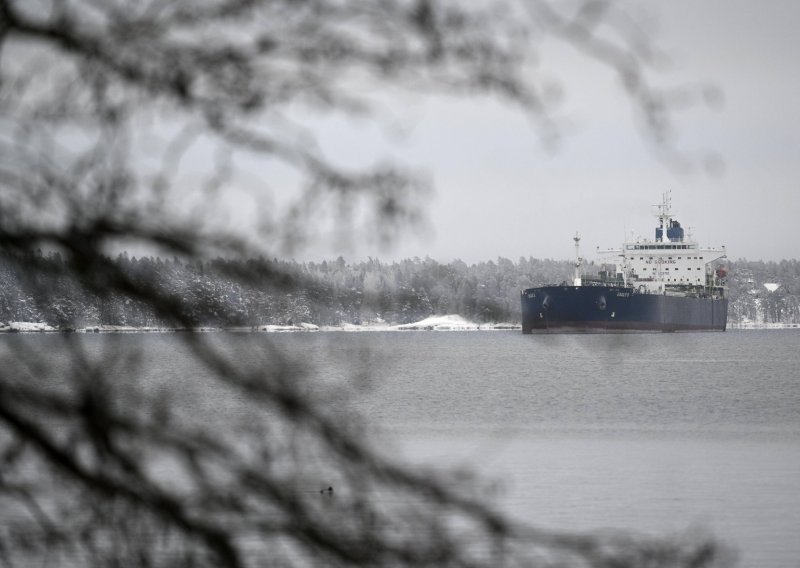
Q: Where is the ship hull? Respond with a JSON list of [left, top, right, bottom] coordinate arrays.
[[521, 286, 728, 334]]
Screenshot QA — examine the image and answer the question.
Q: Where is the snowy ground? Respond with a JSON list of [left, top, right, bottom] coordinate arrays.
[[728, 322, 800, 330], [323, 315, 519, 331], [391, 314, 517, 331], [0, 322, 58, 332]]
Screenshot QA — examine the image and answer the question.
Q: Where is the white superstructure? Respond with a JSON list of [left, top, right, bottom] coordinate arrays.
[[596, 192, 727, 295]]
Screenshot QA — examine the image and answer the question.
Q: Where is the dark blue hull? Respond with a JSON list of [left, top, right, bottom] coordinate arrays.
[[521, 286, 728, 334]]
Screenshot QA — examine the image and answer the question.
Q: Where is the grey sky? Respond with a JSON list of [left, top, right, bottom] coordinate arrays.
[[197, 1, 800, 264]]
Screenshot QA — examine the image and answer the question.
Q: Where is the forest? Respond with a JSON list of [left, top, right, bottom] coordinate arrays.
[[2, 252, 798, 328]]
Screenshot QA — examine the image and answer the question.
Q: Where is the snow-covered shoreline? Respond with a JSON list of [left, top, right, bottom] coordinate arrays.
[[728, 322, 800, 330], [0, 315, 522, 334], [3, 315, 798, 334]]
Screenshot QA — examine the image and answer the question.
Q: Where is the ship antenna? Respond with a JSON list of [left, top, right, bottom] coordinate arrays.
[[573, 232, 582, 286]]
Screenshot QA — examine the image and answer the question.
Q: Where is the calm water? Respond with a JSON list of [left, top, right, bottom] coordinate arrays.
[[2, 330, 799, 567]]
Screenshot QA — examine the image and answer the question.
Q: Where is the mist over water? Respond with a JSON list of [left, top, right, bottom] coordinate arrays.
[[2, 330, 798, 567]]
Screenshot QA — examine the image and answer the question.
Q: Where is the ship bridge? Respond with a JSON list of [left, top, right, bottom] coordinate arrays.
[[596, 192, 726, 295]]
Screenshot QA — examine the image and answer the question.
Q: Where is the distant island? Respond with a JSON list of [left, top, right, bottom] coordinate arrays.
[[1, 253, 798, 331]]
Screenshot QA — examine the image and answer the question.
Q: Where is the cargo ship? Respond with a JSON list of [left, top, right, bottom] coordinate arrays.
[[521, 193, 728, 333]]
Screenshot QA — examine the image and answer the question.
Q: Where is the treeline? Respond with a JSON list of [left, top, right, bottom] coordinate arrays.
[[1, 252, 798, 327], [727, 259, 800, 325]]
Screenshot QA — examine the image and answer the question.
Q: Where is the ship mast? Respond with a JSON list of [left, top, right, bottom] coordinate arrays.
[[655, 190, 672, 242], [573, 232, 582, 286]]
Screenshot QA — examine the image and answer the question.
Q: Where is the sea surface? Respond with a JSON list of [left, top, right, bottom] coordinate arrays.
[[2, 330, 799, 567]]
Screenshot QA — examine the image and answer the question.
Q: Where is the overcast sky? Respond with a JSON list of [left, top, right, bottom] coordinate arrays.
[[215, 0, 800, 264]]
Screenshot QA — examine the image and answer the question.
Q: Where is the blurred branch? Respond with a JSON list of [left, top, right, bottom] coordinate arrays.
[[527, 0, 720, 170]]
